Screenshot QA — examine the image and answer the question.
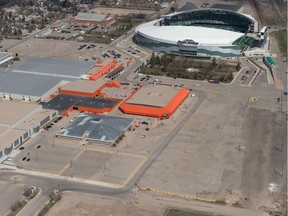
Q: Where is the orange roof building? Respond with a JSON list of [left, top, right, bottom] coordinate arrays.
[[119, 85, 189, 118], [58, 79, 122, 98]]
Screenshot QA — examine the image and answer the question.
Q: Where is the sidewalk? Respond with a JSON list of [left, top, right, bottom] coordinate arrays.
[[17, 189, 48, 216]]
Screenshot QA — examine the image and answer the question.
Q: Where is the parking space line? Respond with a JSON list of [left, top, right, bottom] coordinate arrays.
[[58, 149, 85, 175], [122, 156, 147, 186], [87, 147, 147, 159], [86, 147, 148, 186]]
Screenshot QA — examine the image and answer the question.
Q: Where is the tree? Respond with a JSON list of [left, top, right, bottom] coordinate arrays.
[[150, 52, 156, 68], [212, 57, 217, 69], [155, 55, 160, 65], [236, 62, 241, 71]]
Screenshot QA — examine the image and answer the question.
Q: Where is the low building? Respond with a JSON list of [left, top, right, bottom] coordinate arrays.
[[58, 79, 121, 97], [14, 57, 94, 79], [0, 68, 72, 101], [71, 12, 115, 26], [42, 94, 120, 116], [57, 113, 133, 144], [0, 100, 58, 159], [119, 85, 190, 118], [51, 20, 67, 32]]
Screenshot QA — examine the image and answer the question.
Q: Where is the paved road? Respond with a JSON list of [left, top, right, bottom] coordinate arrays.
[[17, 192, 47, 216]]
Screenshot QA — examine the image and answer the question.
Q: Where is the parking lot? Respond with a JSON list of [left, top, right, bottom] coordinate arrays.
[[10, 112, 148, 186], [117, 35, 150, 60], [234, 67, 258, 86], [8, 37, 131, 71], [60, 148, 146, 185]]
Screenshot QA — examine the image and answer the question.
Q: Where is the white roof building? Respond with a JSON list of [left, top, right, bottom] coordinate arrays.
[[136, 19, 244, 46]]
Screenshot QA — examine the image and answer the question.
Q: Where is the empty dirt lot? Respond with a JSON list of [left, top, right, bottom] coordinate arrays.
[[90, 7, 156, 16], [139, 85, 286, 211]]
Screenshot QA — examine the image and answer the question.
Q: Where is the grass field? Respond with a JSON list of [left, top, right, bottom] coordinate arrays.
[[165, 209, 216, 216], [271, 29, 287, 57]]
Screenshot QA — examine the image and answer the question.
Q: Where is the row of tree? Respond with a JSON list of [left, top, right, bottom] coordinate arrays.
[[142, 53, 237, 83]]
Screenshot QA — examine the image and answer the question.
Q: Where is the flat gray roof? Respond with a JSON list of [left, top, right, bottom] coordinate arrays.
[[60, 79, 105, 93], [57, 113, 133, 143], [126, 85, 178, 108], [0, 69, 73, 97], [75, 13, 107, 21], [0, 100, 40, 126], [14, 57, 94, 79]]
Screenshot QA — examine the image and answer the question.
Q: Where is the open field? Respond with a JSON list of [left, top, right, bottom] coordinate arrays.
[[0, 177, 25, 216], [90, 7, 156, 16], [165, 209, 215, 216], [83, 19, 142, 44], [271, 29, 287, 57], [138, 86, 285, 211], [8, 38, 107, 62]]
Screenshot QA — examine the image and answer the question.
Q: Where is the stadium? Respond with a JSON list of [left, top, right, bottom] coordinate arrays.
[[134, 9, 259, 57]]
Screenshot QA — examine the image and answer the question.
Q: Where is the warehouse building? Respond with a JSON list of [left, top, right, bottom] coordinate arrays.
[[14, 57, 94, 79], [71, 12, 115, 26], [119, 85, 189, 118], [57, 113, 133, 144], [0, 101, 57, 159], [0, 57, 96, 101], [0, 68, 72, 101], [42, 94, 120, 116]]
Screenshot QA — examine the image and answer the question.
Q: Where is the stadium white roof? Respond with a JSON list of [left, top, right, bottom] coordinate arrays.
[[136, 19, 244, 46], [75, 13, 107, 21]]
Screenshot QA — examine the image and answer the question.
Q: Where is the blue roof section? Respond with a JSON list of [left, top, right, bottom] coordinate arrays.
[[57, 113, 133, 143], [210, 4, 242, 12], [176, 2, 198, 12], [14, 57, 94, 79]]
